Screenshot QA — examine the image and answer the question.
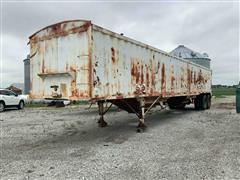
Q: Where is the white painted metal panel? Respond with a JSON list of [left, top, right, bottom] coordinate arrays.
[[29, 21, 91, 100], [92, 25, 211, 100], [29, 20, 211, 101]]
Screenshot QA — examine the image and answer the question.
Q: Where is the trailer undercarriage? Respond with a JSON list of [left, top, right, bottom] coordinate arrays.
[[96, 93, 211, 132]]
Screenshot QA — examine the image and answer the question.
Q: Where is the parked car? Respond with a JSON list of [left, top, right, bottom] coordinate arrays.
[[0, 89, 25, 112]]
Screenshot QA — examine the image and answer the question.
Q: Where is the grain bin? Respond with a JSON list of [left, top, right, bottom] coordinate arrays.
[[170, 45, 211, 69], [23, 55, 30, 94]]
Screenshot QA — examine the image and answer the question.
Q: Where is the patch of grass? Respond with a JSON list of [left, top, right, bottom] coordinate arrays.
[[212, 87, 235, 98], [71, 100, 90, 105], [25, 103, 47, 108]]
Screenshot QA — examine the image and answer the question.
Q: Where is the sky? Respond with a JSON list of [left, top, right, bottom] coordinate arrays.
[[0, 1, 239, 88]]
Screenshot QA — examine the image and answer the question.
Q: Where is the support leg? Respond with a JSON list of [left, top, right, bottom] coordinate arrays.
[[98, 101, 107, 127], [137, 99, 146, 132]]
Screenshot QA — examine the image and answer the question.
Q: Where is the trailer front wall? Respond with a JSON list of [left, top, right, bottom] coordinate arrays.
[[92, 26, 211, 100], [29, 21, 92, 100]]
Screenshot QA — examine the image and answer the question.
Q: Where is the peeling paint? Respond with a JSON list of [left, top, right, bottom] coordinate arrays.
[[29, 20, 211, 100]]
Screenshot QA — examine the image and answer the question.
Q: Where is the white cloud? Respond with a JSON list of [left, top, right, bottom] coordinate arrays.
[[1, 1, 239, 87]]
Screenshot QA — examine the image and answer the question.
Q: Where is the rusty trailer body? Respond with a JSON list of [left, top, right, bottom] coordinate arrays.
[[29, 20, 212, 130]]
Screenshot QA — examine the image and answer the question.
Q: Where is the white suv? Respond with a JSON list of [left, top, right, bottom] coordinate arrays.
[[0, 89, 25, 112]]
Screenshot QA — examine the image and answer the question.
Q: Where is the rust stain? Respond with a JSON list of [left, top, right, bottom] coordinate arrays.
[[150, 88, 153, 94], [151, 60, 155, 87], [131, 60, 140, 84], [190, 70, 193, 84], [158, 62, 160, 71], [136, 65, 140, 84], [70, 66, 76, 72], [161, 63, 166, 93], [197, 69, 204, 84], [180, 67, 185, 88], [69, 65, 78, 97], [29, 81, 32, 90], [60, 83, 67, 97], [140, 64, 144, 84], [146, 66, 150, 87], [131, 62, 135, 76], [30, 22, 91, 43], [111, 47, 119, 93], [42, 59, 45, 73], [111, 47, 115, 63], [171, 76, 175, 90], [170, 65, 175, 91]]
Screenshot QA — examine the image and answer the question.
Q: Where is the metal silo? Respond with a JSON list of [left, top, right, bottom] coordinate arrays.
[[170, 45, 211, 69], [23, 55, 30, 94]]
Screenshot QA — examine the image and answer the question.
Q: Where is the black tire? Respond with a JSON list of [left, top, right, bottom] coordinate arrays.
[[206, 94, 211, 109], [18, 101, 24, 110], [194, 96, 201, 110], [202, 94, 208, 110], [0, 101, 5, 112], [195, 94, 207, 110]]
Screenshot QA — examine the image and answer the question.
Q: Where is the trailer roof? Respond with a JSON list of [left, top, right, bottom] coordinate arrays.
[[29, 19, 91, 39]]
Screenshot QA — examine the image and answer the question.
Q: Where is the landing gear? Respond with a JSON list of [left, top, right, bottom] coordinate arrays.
[[97, 101, 113, 127], [97, 101, 108, 127], [96, 96, 161, 132], [137, 99, 147, 132], [136, 96, 162, 132]]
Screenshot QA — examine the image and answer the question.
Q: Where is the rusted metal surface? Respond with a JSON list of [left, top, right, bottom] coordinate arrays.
[[29, 20, 211, 101], [29, 20, 92, 100], [92, 24, 211, 100]]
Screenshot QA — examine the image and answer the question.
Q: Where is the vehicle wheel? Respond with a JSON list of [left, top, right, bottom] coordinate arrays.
[[0, 102, 5, 112], [194, 96, 201, 110], [202, 94, 208, 110], [18, 101, 24, 110], [206, 94, 211, 109]]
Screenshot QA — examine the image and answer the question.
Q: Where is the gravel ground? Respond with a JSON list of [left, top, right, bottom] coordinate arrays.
[[0, 96, 239, 180]]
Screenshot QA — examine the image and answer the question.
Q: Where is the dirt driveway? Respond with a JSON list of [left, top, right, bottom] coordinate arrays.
[[0, 96, 239, 179]]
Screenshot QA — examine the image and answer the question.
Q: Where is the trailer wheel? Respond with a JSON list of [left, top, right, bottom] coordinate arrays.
[[201, 94, 208, 110], [206, 94, 211, 109], [194, 96, 201, 110]]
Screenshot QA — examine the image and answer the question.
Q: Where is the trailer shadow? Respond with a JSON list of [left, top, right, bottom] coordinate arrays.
[[4, 107, 198, 161], [3, 108, 20, 112]]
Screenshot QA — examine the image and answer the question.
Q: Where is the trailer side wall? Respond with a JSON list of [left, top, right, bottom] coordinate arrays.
[[92, 25, 211, 100]]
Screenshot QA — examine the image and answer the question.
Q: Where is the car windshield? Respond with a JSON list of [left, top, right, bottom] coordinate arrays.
[[0, 90, 17, 96]]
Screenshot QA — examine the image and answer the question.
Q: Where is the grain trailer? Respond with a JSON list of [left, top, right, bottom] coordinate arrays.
[[29, 20, 212, 131]]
